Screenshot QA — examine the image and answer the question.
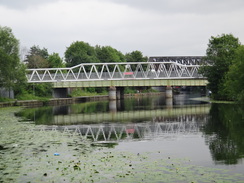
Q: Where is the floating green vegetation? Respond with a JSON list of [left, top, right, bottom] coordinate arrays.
[[1, 107, 244, 183]]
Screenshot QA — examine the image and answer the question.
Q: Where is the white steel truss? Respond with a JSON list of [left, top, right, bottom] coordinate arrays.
[[35, 120, 205, 142], [26, 62, 204, 83]]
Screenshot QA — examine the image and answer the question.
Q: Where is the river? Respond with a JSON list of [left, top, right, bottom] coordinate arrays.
[[1, 92, 244, 182]]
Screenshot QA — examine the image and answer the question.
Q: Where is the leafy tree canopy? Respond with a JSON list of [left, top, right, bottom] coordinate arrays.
[[25, 45, 49, 68], [48, 53, 65, 68], [65, 41, 99, 67], [125, 50, 148, 63], [200, 34, 241, 100], [224, 45, 244, 102], [95, 45, 126, 63], [64, 41, 149, 69], [0, 26, 19, 56], [0, 26, 26, 93]]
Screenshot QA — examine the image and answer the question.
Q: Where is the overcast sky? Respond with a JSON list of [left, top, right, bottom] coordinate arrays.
[[1, 0, 244, 58]]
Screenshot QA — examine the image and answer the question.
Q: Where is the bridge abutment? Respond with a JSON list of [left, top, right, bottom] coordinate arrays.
[[53, 88, 70, 98]]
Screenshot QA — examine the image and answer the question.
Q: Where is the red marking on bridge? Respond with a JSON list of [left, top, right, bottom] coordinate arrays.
[[124, 72, 134, 75], [126, 129, 135, 134]]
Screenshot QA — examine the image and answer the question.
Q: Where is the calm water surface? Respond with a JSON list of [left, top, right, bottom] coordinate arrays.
[[17, 93, 244, 175]]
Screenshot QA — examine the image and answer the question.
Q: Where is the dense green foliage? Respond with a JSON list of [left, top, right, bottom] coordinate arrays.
[[65, 41, 147, 67], [0, 26, 26, 96], [125, 50, 148, 63], [65, 41, 99, 67], [25, 45, 49, 68], [200, 34, 242, 101], [25, 45, 64, 69], [48, 53, 65, 68], [224, 46, 244, 102], [95, 45, 126, 63], [70, 88, 108, 97], [20, 45, 65, 99]]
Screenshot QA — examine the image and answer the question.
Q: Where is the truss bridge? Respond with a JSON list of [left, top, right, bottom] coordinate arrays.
[[26, 61, 208, 88]]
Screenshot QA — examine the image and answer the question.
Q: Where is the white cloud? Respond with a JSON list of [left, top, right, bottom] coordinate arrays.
[[1, 0, 244, 58]]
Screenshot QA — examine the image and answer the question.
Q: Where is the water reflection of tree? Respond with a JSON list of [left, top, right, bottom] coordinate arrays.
[[202, 103, 244, 165], [70, 101, 108, 114], [16, 107, 53, 125], [16, 102, 109, 125]]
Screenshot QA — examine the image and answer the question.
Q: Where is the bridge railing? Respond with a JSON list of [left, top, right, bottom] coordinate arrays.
[[26, 62, 204, 83]]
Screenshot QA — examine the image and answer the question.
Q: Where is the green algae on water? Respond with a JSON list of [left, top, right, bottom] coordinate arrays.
[[1, 107, 244, 183]]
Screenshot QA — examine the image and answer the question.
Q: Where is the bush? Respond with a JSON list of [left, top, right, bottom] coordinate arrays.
[[70, 88, 109, 97]]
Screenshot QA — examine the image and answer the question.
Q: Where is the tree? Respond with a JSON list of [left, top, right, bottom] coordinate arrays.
[[23, 45, 55, 98], [200, 34, 241, 100], [27, 45, 48, 59], [0, 26, 26, 96], [65, 41, 98, 67], [25, 45, 49, 68], [125, 50, 148, 70], [125, 50, 148, 63], [224, 45, 244, 102], [48, 53, 65, 68], [95, 45, 126, 63]]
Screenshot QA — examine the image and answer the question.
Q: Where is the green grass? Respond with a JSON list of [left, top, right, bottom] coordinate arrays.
[[70, 88, 108, 97], [15, 93, 51, 101], [0, 97, 14, 102], [209, 100, 235, 104]]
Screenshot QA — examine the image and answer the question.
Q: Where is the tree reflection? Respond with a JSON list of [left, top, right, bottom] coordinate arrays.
[[16, 107, 54, 125], [202, 103, 244, 165]]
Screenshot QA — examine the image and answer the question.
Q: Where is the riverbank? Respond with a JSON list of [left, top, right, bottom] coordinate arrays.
[[190, 96, 237, 104], [0, 92, 164, 108]]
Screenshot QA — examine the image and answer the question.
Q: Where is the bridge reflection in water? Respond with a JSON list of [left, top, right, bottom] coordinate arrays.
[[52, 100, 209, 124], [35, 105, 209, 143]]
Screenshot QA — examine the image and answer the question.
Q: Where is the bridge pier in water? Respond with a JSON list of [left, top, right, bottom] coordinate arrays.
[[108, 86, 125, 100], [108, 86, 116, 100], [165, 86, 173, 98]]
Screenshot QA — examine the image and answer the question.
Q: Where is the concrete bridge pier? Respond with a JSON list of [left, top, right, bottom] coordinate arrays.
[[108, 86, 117, 100], [109, 87, 125, 100], [166, 98, 173, 108], [165, 86, 173, 98], [109, 100, 117, 112]]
